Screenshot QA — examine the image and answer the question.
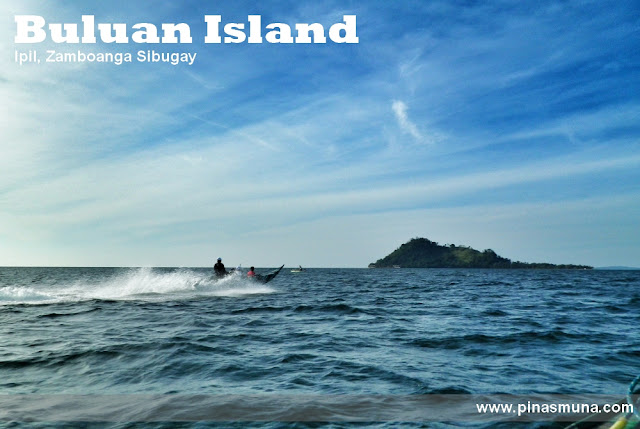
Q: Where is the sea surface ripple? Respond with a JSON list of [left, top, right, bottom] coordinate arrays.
[[0, 267, 639, 428]]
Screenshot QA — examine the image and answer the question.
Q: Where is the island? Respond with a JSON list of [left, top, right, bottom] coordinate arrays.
[[370, 238, 592, 269]]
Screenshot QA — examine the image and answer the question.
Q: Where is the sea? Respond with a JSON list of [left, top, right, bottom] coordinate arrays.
[[1, 267, 639, 429]]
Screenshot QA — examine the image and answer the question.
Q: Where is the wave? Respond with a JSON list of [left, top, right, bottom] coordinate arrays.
[[409, 329, 587, 350], [0, 268, 276, 305], [0, 286, 54, 304], [293, 303, 370, 315]]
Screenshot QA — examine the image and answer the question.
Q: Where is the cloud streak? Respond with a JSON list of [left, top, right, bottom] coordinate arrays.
[[392, 100, 422, 140]]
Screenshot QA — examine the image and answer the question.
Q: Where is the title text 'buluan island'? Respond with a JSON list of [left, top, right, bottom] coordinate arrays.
[[15, 15, 359, 44]]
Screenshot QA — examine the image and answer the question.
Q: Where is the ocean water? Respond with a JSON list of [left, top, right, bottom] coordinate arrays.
[[1, 267, 639, 428]]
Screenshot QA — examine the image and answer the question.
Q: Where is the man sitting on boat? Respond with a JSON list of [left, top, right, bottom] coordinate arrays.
[[214, 258, 227, 278], [247, 267, 256, 278]]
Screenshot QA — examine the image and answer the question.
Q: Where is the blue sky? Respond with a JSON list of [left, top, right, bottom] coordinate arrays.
[[2, 0, 639, 267]]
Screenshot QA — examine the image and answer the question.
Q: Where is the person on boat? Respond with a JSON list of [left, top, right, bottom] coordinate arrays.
[[247, 267, 256, 277], [214, 258, 227, 278]]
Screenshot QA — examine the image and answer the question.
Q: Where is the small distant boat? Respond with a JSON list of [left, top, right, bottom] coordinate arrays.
[[291, 266, 305, 273]]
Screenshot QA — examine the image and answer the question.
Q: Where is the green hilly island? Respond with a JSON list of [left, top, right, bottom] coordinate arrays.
[[371, 238, 592, 269]]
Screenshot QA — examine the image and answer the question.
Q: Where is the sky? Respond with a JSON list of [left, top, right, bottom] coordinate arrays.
[[1, 0, 639, 268]]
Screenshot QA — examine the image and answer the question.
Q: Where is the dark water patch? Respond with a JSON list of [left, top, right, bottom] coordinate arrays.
[[480, 309, 509, 317], [213, 363, 272, 382], [409, 329, 588, 351], [0, 348, 122, 370], [409, 338, 458, 350], [293, 304, 369, 315], [36, 307, 101, 319], [231, 305, 291, 314], [611, 274, 640, 284], [508, 317, 545, 329], [462, 348, 511, 358], [550, 290, 583, 300], [278, 353, 317, 364], [618, 348, 640, 358], [603, 303, 630, 313], [0, 306, 25, 314], [89, 298, 123, 305], [423, 386, 473, 395], [508, 328, 598, 345], [320, 359, 427, 391], [286, 376, 316, 387], [627, 295, 640, 306], [477, 280, 516, 288]]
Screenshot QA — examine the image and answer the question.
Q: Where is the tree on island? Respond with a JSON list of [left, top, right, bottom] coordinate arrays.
[[371, 238, 592, 269]]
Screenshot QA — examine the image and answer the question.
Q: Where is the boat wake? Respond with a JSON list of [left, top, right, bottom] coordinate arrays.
[[0, 268, 277, 305]]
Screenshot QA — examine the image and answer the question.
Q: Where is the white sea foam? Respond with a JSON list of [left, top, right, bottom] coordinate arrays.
[[75, 267, 202, 300], [0, 268, 276, 305], [0, 286, 54, 304]]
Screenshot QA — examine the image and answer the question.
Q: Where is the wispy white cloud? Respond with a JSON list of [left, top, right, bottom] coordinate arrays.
[[392, 100, 422, 140]]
